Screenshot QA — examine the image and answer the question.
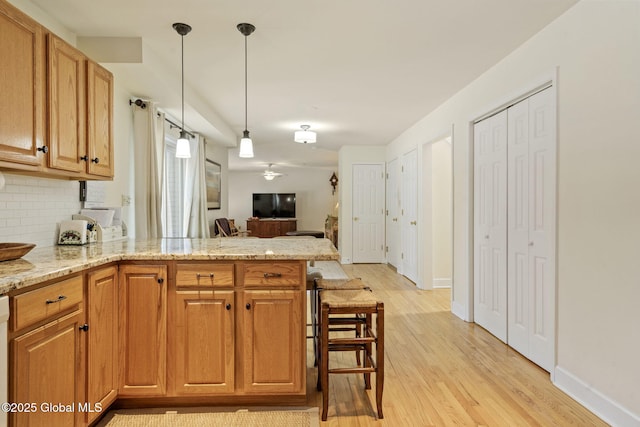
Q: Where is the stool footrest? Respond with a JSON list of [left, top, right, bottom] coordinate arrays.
[[329, 366, 376, 374]]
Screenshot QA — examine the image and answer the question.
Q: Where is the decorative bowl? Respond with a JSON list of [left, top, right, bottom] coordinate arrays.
[[0, 243, 36, 262]]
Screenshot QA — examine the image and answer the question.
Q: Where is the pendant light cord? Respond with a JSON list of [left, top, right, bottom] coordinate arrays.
[[181, 34, 185, 133], [244, 34, 248, 131]]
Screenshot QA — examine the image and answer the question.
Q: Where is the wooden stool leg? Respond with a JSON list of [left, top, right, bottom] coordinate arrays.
[[363, 313, 372, 389], [376, 302, 384, 419], [321, 303, 330, 421]]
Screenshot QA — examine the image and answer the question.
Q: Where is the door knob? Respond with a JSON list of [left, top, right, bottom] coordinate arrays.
[[411, 221, 417, 225], [353, 217, 359, 221]]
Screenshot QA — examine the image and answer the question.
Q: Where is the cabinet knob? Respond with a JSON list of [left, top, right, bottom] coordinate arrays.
[[37, 146, 49, 154], [91, 157, 100, 163], [157, 278, 164, 284], [226, 303, 231, 310], [80, 155, 89, 161], [79, 324, 89, 332], [246, 303, 251, 310]]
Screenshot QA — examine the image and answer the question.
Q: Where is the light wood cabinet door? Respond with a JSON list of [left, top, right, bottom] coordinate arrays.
[[118, 264, 167, 396], [241, 290, 304, 394], [48, 33, 86, 174], [174, 290, 234, 395], [86, 266, 118, 424], [0, 1, 45, 168], [11, 310, 86, 427], [86, 60, 114, 178]]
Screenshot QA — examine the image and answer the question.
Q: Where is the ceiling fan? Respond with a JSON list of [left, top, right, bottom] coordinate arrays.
[[262, 164, 285, 181]]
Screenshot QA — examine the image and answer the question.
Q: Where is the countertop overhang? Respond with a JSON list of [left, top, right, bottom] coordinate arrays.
[[0, 238, 339, 294]]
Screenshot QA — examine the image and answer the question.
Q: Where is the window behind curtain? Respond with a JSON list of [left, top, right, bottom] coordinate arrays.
[[162, 127, 185, 237]]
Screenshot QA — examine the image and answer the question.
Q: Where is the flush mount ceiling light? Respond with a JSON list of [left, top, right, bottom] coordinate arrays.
[[294, 125, 316, 144], [263, 164, 284, 181], [238, 23, 255, 158], [172, 22, 192, 159]]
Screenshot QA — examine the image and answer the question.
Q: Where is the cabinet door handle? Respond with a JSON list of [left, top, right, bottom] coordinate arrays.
[[79, 324, 89, 332], [246, 303, 251, 310], [157, 278, 164, 284], [91, 157, 100, 163], [45, 295, 66, 304], [226, 303, 231, 310], [263, 273, 282, 278], [37, 146, 49, 154], [80, 155, 88, 161]]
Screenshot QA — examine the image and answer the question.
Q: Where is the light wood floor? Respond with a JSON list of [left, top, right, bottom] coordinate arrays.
[[306, 264, 608, 426]]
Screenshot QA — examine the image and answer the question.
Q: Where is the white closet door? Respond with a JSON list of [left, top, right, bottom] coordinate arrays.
[[352, 164, 385, 263], [507, 87, 556, 372], [386, 158, 400, 268], [473, 111, 508, 343], [401, 149, 418, 283]]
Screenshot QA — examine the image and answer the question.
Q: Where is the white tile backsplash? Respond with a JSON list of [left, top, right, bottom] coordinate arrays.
[[0, 173, 82, 247]]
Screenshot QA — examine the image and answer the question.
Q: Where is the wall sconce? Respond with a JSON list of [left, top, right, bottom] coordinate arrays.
[[329, 172, 338, 195]]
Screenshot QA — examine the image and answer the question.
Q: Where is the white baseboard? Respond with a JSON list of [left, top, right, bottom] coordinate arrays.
[[554, 366, 640, 427], [433, 277, 452, 288]]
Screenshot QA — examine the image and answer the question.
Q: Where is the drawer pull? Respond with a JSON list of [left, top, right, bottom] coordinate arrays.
[[263, 272, 282, 278], [45, 295, 67, 304], [196, 273, 215, 279]]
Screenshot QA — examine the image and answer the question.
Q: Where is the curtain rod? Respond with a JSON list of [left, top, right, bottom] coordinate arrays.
[[129, 98, 195, 139]]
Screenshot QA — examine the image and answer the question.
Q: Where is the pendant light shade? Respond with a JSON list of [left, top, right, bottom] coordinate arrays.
[[175, 131, 191, 158], [238, 23, 255, 158], [239, 130, 254, 158], [294, 125, 317, 144], [173, 22, 192, 159]]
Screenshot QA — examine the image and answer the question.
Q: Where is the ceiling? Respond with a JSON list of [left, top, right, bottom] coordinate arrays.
[[27, 0, 577, 173]]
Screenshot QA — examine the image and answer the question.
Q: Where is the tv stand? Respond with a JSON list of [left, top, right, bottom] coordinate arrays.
[[246, 218, 297, 238]]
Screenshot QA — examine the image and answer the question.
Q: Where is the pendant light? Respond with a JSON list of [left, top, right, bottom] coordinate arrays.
[[173, 22, 192, 158], [238, 23, 255, 158], [294, 125, 317, 144]]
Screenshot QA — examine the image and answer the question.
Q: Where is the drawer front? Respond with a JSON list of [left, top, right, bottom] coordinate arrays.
[[243, 262, 303, 288], [176, 263, 234, 287], [12, 275, 84, 331]]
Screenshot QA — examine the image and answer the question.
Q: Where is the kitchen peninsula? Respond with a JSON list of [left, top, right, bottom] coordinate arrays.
[[1, 238, 338, 426]]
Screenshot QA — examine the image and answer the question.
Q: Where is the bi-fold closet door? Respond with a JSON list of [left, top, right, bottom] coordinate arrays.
[[474, 87, 556, 372]]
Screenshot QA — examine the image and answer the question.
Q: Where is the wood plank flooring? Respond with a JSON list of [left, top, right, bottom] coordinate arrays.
[[306, 263, 608, 426]]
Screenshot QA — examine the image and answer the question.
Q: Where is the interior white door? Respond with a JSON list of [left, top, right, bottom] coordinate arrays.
[[386, 158, 400, 268], [473, 111, 508, 343], [401, 149, 418, 283], [507, 87, 556, 371], [352, 164, 385, 263]]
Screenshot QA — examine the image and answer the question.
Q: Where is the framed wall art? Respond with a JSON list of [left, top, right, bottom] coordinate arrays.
[[205, 159, 221, 209]]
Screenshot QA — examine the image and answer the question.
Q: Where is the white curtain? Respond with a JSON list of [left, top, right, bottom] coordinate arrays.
[[183, 134, 210, 238], [132, 101, 164, 239]]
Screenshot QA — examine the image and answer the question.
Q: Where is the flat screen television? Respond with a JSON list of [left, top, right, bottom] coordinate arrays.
[[252, 193, 296, 218]]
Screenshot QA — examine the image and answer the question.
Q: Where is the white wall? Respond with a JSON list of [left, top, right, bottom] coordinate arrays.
[[227, 168, 338, 233], [386, 1, 640, 424], [338, 145, 386, 264], [432, 139, 452, 285]]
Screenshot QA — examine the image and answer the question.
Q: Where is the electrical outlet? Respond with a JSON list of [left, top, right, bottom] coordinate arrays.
[[121, 194, 131, 206]]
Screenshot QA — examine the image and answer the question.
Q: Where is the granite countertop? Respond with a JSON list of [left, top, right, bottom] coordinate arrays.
[[0, 238, 339, 295]]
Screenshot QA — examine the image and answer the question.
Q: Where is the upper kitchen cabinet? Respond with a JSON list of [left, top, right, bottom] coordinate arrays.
[[0, 0, 114, 180], [0, 1, 46, 169], [86, 60, 114, 178], [48, 33, 86, 174], [48, 35, 114, 179]]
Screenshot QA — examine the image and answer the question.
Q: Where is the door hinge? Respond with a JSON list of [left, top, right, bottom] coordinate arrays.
[[401, 253, 404, 259], [385, 246, 388, 253]]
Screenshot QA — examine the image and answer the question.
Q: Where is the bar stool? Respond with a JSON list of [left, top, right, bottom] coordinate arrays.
[[318, 288, 384, 421], [311, 278, 369, 366]]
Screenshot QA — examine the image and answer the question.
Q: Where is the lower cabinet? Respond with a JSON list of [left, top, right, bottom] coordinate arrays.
[[241, 290, 304, 394], [11, 310, 86, 427], [86, 265, 118, 424], [174, 290, 235, 395], [118, 264, 167, 397]]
